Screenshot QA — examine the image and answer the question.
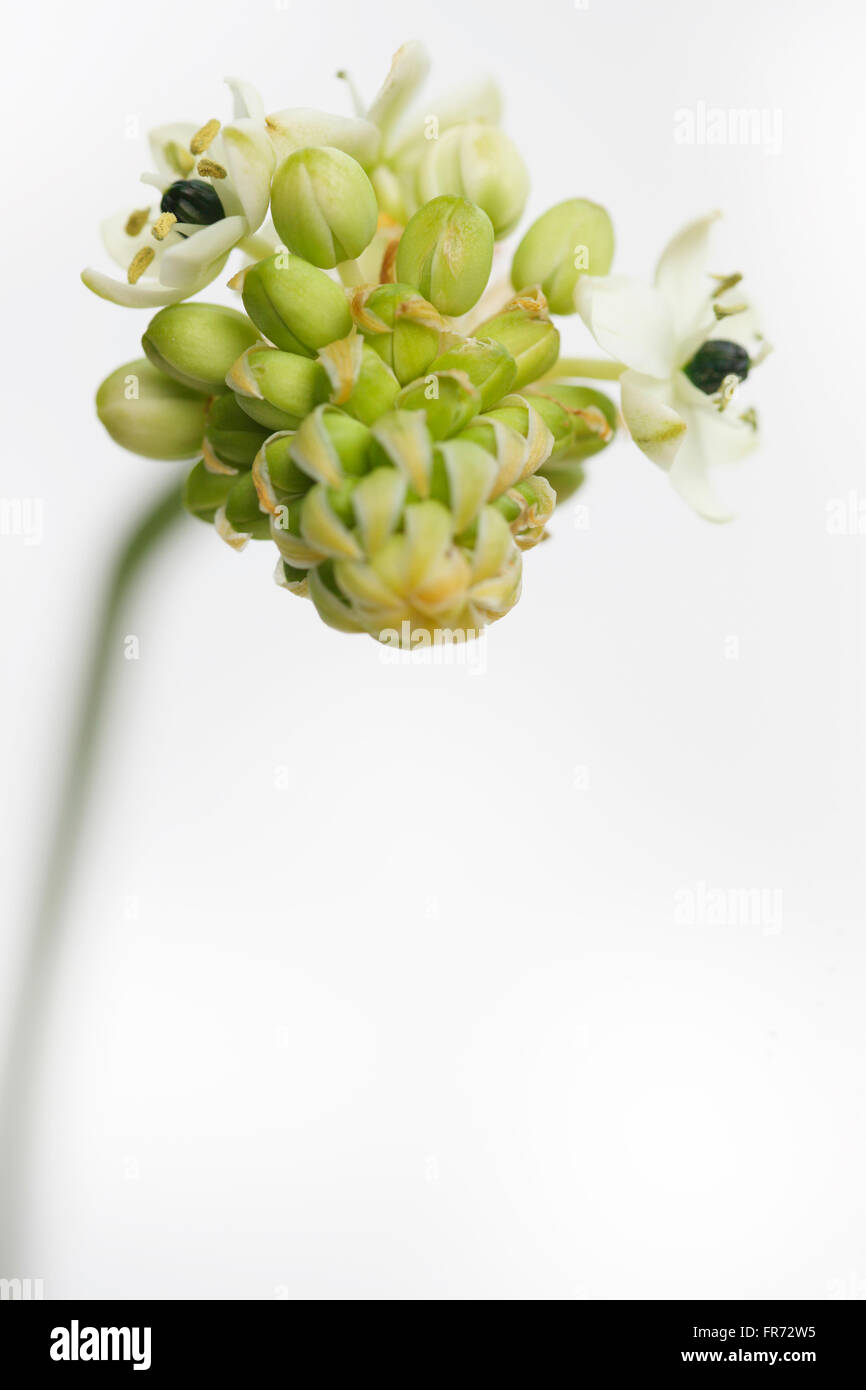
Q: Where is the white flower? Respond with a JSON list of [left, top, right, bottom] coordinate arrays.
[[576, 213, 768, 521], [82, 79, 275, 308]]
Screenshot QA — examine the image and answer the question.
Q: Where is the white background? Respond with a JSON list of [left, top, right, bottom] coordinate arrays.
[[1, 0, 865, 1299]]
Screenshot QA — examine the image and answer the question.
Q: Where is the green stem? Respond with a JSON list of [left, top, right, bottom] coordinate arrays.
[[237, 232, 281, 262], [0, 478, 187, 1268], [337, 258, 366, 288], [543, 356, 627, 382]]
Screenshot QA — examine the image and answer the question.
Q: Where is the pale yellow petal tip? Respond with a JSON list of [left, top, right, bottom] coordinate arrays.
[[202, 438, 239, 477], [225, 349, 263, 399], [214, 506, 249, 551]]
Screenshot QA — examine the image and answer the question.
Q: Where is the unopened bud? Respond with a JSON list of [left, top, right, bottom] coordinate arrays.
[[476, 292, 560, 389], [227, 345, 330, 426], [511, 198, 614, 315], [240, 252, 353, 354], [416, 123, 529, 238], [396, 195, 494, 316], [142, 303, 259, 394], [204, 394, 270, 469], [271, 146, 378, 268], [431, 336, 517, 411], [183, 459, 235, 521], [351, 282, 443, 385], [395, 369, 481, 439], [96, 358, 208, 460]]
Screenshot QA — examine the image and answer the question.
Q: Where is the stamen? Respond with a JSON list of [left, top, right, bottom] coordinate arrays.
[[166, 141, 195, 176], [124, 208, 150, 237], [711, 272, 743, 298], [713, 301, 748, 320], [190, 119, 220, 155], [197, 158, 227, 179], [715, 373, 740, 411], [151, 211, 177, 241], [127, 247, 155, 284], [740, 407, 758, 430]]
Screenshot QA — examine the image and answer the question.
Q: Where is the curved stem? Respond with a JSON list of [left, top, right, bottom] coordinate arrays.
[[0, 477, 187, 1268], [237, 232, 281, 262], [543, 356, 627, 382], [337, 258, 366, 288]]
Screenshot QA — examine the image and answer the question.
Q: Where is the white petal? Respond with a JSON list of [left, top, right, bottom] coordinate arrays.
[[367, 41, 430, 144], [575, 275, 676, 378], [157, 216, 246, 289], [225, 76, 265, 124], [147, 122, 198, 184], [81, 266, 188, 307], [708, 301, 764, 353], [620, 370, 687, 471], [265, 107, 380, 166], [100, 206, 155, 269], [667, 394, 759, 522], [654, 210, 721, 345], [220, 120, 275, 230]]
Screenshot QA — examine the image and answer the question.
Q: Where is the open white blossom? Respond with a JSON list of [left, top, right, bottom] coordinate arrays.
[[82, 79, 274, 308], [576, 213, 768, 521]]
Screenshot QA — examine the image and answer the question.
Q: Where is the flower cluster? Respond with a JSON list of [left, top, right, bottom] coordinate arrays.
[[88, 42, 768, 644]]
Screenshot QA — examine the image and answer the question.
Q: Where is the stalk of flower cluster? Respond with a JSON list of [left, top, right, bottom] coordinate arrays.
[[544, 357, 627, 381], [0, 479, 187, 1267]]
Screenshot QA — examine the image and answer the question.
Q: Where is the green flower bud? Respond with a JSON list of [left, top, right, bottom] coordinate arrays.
[[476, 291, 560, 389], [416, 123, 529, 238], [511, 198, 614, 315], [251, 406, 372, 518], [227, 346, 330, 426], [96, 358, 208, 460], [183, 460, 235, 522], [525, 382, 617, 503], [492, 474, 556, 549], [224, 470, 271, 540], [239, 252, 353, 355], [396, 195, 494, 316], [317, 337, 401, 426], [431, 336, 517, 411], [525, 382, 617, 462], [203, 394, 270, 471], [351, 283, 443, 385], [142, 303, 259, 394], [395, 370, 481, 439], [270, 146, 378, 269], [233, 395, 299, 433]]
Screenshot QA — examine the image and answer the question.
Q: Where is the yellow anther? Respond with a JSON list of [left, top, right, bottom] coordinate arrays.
[[197, 158, 227, 179], [713, 301, 748, 320], [124, 208, 150, 237], [127, 246, 155, 284], [711, 272, 743, 298], [151, 212, 177, 241], [190, 118, 220, 155], [166, 141, 195, 176]]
